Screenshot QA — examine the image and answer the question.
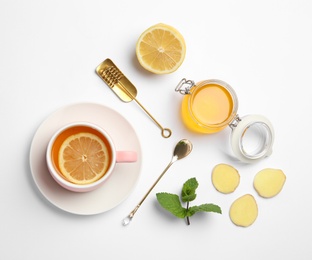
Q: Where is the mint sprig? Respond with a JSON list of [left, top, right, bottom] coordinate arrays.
[[156, 177, 222, 225]]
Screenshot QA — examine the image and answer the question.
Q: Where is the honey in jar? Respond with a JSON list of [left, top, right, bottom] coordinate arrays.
[[175, 78, 274, 163], [179, 79, 238, 133]]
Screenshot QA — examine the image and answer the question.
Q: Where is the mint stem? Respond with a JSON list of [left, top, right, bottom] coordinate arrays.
[[186, 201, 190, 225]]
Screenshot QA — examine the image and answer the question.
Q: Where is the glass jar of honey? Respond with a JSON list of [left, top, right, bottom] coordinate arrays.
[[175, 78, 274, 163]]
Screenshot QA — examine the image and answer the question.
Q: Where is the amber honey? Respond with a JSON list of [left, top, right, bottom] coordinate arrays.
[[50, 125, 112, 181], [181, 80, 238, 133]]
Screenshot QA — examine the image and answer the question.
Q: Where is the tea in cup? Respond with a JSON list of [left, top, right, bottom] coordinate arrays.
[[46, 122, 137, 192]]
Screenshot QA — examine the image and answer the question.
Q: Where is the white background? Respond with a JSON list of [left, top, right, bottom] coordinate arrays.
[[1, 0, 312, 259]]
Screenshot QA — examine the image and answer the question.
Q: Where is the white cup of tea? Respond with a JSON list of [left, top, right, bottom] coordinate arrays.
[[46, 122, 137, 192]]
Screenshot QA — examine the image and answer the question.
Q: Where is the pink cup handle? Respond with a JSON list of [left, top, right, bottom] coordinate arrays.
[[116, 151, 137, 163]]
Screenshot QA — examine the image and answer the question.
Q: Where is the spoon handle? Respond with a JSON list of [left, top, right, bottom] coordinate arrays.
[[122, 159, 175, 226], [132, 98, 172, 138]]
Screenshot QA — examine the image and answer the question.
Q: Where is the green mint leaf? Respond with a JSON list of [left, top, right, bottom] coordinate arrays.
[[187, 203, 222, 217], [181, 177, 198, 202], [156, 192, 187, 218]]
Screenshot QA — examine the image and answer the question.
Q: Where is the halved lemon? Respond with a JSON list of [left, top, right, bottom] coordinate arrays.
[[58, 132, 109, 185], [136, 23, 186, 74]]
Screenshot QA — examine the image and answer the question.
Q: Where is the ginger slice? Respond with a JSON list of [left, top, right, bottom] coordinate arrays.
[[253, 168, 286, 198], [211, 164, 240, 194], [229, 194, 258, 227]]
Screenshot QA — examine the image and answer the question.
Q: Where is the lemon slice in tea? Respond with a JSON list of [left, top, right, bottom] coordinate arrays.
[[58, 132, 109, 185]]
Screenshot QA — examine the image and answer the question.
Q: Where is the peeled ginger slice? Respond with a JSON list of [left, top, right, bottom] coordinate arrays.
[[211, 164, 240, 194], [229, 194, 258, 227], [253, 168, 286, 198]]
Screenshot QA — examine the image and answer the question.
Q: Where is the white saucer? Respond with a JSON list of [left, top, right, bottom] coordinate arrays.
[[29, 102, 142, 215]]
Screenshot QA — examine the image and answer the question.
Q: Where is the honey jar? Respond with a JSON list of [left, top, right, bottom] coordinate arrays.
[[175, 78, 274, 163]]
